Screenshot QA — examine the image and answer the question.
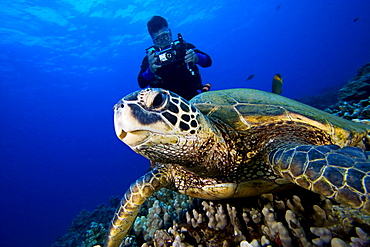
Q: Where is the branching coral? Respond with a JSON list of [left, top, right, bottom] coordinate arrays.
[[126, 187, 369, 247]]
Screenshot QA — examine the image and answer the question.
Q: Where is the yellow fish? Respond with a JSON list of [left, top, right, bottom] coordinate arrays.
[[272, 73, 283, 95]]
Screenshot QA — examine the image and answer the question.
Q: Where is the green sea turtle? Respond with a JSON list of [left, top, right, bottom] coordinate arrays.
[[106, 88, 370, 247]]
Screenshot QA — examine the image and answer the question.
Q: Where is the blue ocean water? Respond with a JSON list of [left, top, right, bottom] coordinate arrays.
[[1, 1, 369, 246]]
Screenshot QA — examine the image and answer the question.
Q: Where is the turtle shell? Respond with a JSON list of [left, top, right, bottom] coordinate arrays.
[[190, 88, 369, 147]]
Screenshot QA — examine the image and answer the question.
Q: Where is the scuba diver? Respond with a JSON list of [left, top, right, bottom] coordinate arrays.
[[137, 16, 212, 100]]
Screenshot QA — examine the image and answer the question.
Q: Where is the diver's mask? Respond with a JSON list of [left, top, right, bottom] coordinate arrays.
[[153, 30, 172, 49]]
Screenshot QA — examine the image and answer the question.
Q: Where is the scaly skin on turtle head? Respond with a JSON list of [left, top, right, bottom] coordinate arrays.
[[113, 88, 231, 171]]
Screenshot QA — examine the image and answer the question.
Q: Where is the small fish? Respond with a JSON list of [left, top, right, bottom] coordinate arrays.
[[353, 17, 360, 22], [245, 74, 255, 81], [276, 5, 281, 11], [272, 73, 283, 95]]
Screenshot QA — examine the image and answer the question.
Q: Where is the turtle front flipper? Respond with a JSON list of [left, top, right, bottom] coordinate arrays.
[[105, 165, 171, 247], [268, 144, 370, 215]]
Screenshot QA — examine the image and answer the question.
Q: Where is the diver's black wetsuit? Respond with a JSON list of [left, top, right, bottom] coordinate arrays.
[[137, 43, 212, 100]]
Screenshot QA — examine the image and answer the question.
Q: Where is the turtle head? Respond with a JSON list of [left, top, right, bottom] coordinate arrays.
[[113, 88, 214, 164]]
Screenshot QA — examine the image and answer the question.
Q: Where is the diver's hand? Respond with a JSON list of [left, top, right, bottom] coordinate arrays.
[[185, 49, 199, 63], [148, 49, 161, 73]]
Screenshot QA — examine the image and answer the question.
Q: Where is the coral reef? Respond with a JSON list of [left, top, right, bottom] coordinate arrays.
[[54, 187, 370, 247], [133, 187, 370, 247], [324, 62, 370, 120], [297, 62, 370, 114], [51, 197, 119, 247], [325, 97, 370, 120], [128, 188, 192, 244], [52, 189, 192, 247]]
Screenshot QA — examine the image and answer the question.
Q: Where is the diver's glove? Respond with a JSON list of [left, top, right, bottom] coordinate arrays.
[[185, 49, 199, 63], [201, 83, 211, 92], [147, 48, 161, 73]]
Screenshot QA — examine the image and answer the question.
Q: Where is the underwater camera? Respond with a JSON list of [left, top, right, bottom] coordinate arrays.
[[156, 47, 176, 65], [155, 33, 187, 66]]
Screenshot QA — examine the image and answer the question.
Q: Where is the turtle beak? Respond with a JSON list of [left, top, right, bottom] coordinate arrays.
[[116, 129, 151, 147], [113, 102, 151, 147]]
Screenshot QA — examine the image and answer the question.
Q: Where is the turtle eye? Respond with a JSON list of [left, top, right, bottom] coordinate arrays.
[[152, 92, 167, 109]]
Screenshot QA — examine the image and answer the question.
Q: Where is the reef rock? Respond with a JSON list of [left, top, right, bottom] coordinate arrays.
[[51, 197, 119, 247], [338, 62, 370, 102]]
